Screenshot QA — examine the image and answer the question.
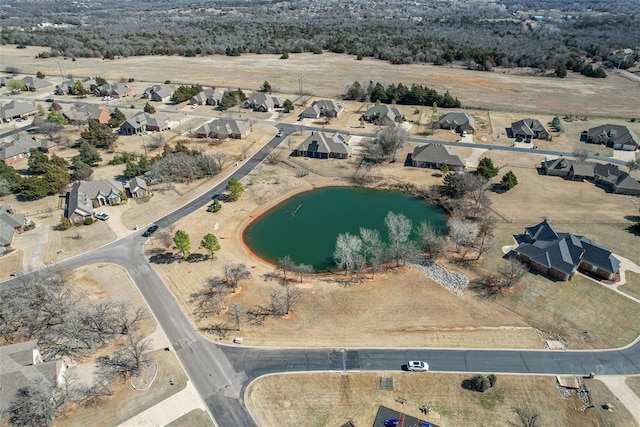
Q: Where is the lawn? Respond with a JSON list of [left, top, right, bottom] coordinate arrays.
[[620, 273, 640, 301], [165, 409, 214, 427], [247, 373, 636, 427]]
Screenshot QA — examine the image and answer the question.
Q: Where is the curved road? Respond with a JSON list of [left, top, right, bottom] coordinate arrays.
[[6, 124, 640, 425]]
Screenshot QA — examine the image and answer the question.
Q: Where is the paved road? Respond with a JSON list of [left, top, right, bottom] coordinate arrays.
[[3, 121, 640, 425]]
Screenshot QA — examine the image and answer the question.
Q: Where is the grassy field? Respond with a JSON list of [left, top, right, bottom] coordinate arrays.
[[625, 376, 640, 397], [247, 373, 637, 427], [3, 45, 640, 118], [620, 273, 640, 301], [164, 409, 214, 427]]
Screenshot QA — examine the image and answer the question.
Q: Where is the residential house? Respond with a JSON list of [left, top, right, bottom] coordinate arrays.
[[0, 340, 68, 413], [110, 85, 133, 99], [0, 76, 14, 87], [66, 179, 125, 224], [512, 219, 620, 281], [243, 92, 282, 112], [56, 79, 96, 95], [194, 118, 250, 139], [300, 99, 344, 119], [292, 132, 351, 159], [362, 105, 404, 125], [593, 163, 640, 195], [410, 144, 465, 171], [511, 118, 551, 141], [0, 205, 28, 251], [62, 108, 91, 126], [120, 112, 169, 135], [581, 124, 639, 151], [127, 177, 149, 198], [541, 158, 594, 181], [438, 112, 476, 134], [143, 84, 174, 103], [0, 135, 57, 164], [21, 76, 52, 91], [0, 100, 38, 122], [189, 88, 225, 106], [72, 104, 110, 124]]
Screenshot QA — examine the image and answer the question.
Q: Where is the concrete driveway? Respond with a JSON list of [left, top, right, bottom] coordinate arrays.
[[12, 224, 50, 273], [101, 203, 137, 240]]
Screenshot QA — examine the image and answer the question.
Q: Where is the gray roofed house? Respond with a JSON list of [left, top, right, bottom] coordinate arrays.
[[243, 92, 282, 112], [62, 108, 91, 126], [362, 105, 404, 125], [189, 88, 225, 106], [581, 124, 639, 151], [194, 118, 250, 139], [0, 135, 58, 164], [120, 112, 169, 135], [512, 219, 620, 281], [143, 84, 174, 103], [300, 99, 344, 119], [21, 76, 52, 91], [0, 100, 38, 122], [292, 132, 351, 159], [438, 112, 476, 134], [0, 205, 27, 249], [593, 163, 640, 195], [0, 340, 68, 413], [127, 177, 148, 198], [410, 144, 465, 171], [66, 179, 125, 225], [511, 118, 551, 141], [0, 76, 14, 86]]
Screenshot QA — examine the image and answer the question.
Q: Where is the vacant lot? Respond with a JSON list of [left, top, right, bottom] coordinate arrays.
[[3, 45, 639, 117], [247, 373, 636, 427]]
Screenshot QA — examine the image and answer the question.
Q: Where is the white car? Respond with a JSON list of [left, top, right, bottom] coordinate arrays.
[[407, 361, 429, 371], [94, 212, 109, 221], [276, 130, 284, 138]]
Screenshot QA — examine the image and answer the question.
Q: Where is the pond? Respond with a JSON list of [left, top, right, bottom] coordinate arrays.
[[243, 186, 447, 270]]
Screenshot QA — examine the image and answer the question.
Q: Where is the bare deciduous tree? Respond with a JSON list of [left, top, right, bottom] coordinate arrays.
[[190, 277, 228, 319], [385, 211, 414, 266], [291, 263, 314, 282], [212, 151, 228, 170], [98, 331, 152, 380], [447, 217, 478, 253], [227, 303, 246, 331], [512, 406, 540, 427], [334, 232, 363, 275], [223, 263, 250, 292], [148, 132, 166, 150], [277, 255, 295, 280]]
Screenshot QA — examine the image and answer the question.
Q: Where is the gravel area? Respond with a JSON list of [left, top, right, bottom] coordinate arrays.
[[408, 257, 469, 295]]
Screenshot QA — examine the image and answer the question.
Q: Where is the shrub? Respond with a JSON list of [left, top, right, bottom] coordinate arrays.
[[487, 374, 497, 388], [58, 215, 72, 230], [207, 199, 222, 213], [84, 217, 94, 225]]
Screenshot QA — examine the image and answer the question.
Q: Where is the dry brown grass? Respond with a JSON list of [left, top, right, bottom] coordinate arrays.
[[3, 45, 640, 117], [56, 349, 188, 427], [0, 249, 22, 277], [247, 373, 636, 427], [625, 376, 640, 397], [620, 273, 640, 301], [165, 409, 214, 427]]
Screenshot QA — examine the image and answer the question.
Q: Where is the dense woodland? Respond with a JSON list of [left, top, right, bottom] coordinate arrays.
[[1, 0, 638, 74]]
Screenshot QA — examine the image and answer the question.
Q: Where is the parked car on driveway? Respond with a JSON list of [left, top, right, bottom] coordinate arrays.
[[94, 212, 109, 221], [276, 130, 284, 137], [406, 360, 429, 371]]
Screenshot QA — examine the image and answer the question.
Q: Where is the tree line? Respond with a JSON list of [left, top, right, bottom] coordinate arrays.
[[1, 0, 637, 76], [345, 81, 461, 108]]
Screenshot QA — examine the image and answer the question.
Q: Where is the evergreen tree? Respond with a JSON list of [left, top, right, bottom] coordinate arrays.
[[500, 171, 518, 190], [477, 157, 499, 179]]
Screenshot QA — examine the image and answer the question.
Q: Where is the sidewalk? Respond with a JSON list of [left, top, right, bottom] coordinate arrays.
[[118, 380, 210, 427], [598, 376, 640, 426]]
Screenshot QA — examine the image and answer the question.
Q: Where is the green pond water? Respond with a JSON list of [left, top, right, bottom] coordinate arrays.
[[243, 186, 447, 270]]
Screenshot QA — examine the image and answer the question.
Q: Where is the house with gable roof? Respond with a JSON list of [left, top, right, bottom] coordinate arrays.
[[581, 124, 639, 151], [362, 105, 404, 125], [120, 112, 169, 135], [66, 179, 125, 224], [143, 84, 174, 103], [194, 118, 250, 139], [127, 177, 149, 198], [0, 100, 38, 122], [438, 112, 476, 134], [0, 135, 58, 164], [510, 118, 551, 141], [0, 205, 28, 251], [243, 92, 283, 112], [21, 76, 52, 91], [410, 144, 465, 171], [292, 132, 351, 159], [300, 99, 344, 119], [0, 340, 68, 414], [511, 219, 620, 281]]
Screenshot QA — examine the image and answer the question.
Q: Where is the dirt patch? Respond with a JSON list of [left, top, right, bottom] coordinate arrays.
[[247, 373, 635, 427]]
